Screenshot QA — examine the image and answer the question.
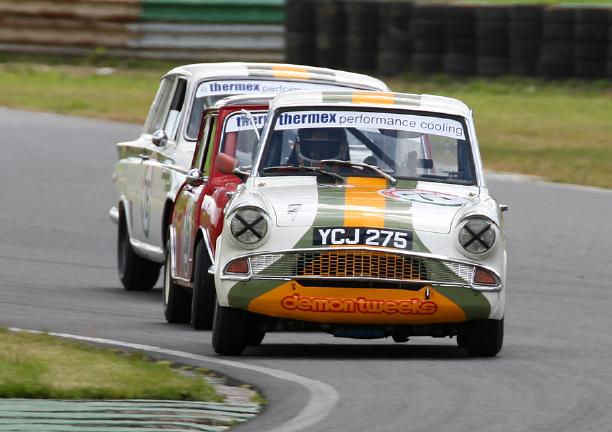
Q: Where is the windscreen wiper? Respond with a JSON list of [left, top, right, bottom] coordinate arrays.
[[263, 165, 346, 183], [321, 160, 397, 185]]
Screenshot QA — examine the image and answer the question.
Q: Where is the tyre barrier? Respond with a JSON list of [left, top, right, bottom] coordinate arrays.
[[285, 0, 612, 79]]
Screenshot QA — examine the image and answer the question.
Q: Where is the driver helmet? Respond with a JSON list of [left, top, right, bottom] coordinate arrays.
[[295, 128, 347, 165]]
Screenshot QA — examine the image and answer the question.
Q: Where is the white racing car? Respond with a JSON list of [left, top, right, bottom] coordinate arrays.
[[109, 63, 388, 292], [210, 90, 507, 356]]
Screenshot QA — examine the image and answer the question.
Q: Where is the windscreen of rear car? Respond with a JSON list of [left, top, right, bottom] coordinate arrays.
[[220, 111, 268, 168], [185, 80, 354, 140], [257, 108, 477, 185]]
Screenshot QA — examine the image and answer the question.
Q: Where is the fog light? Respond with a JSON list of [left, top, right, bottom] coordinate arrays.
[[473, 268, 499, 286], [226, 258, 249, 274]]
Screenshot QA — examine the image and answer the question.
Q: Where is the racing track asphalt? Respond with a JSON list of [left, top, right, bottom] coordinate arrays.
[[1, 107, 612, 432]]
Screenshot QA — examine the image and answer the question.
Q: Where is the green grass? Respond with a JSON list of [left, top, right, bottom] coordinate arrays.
[[0, 328, 222, 401], [1, 59, 612, 188]]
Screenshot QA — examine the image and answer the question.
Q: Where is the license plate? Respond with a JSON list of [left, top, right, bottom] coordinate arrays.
[[313, 227, 413, 250]]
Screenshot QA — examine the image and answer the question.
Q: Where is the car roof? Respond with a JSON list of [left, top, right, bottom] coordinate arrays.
[[213, 94, 275, 109], [268, 90, 472, 118], [165, 62, 388, 92]]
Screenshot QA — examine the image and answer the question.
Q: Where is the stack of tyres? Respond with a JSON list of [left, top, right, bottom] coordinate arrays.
[[444, 5, 478, 76], [573, 7, 608, 79], [509, 5, 543, 76], [315, 0, 346, 68], [411, 4, 448, 74], [285, 0, 317, 66], [377, 0, 414, 76], [539, 7, 574, 78], [476, 5, 511, 76], [344, 0, 379, 72]]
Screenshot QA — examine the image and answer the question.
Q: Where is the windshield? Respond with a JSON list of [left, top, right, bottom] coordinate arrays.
[[259, 110, 475, 184], [258, 108, 476, 185], [186, 80, 361, 140], [220, 111, 267, 167]]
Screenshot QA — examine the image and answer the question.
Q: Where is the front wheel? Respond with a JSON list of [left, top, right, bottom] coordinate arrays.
[[117, 211, 160, 291], [163, 241, 191, 324], [459, 318, 504, 357], [212, 301, 249, 356], [191, 241, 216, 330]]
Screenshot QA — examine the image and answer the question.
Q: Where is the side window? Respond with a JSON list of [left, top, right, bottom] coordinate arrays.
[[164, 78, 187, 141], [143, 76, 176, 134], [202, 119, 218, 175], [193, 116, 212, 170], [192, 115, 218, 176]]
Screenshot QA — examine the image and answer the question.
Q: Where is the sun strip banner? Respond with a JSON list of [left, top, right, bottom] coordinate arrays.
[[274, 110, 465, 140]]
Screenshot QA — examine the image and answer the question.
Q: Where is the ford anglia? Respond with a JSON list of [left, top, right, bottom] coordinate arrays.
[[110, 63, 388, 293], [171, 90, 507, 357]]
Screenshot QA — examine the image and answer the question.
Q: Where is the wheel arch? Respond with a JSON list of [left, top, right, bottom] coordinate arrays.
[[162, 198, 175, 249], [117, 197, 134, 238], [192, 227, 215, 282]]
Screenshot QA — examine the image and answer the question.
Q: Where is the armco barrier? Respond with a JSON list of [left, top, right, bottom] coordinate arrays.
[[0, 0, 283, 62], [286, 0, 612, 79], [141, 0, 283, 24]]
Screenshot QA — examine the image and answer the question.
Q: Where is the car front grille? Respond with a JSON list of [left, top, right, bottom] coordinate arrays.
[[247, 249, 474, 285]]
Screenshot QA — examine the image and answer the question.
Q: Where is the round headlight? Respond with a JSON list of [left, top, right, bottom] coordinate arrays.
[[230, 207, 268, 245], [458, 218, 496, 254]]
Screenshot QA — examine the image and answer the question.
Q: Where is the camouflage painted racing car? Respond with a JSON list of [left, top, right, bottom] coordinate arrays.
[[210, 90, 507, 356]]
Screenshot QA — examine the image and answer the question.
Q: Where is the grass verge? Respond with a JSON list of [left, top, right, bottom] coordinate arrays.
[[1, 59, 611, 188], [0, 328, 222, 401]]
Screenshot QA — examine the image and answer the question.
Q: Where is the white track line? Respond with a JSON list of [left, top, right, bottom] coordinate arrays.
[[8, 327, 339, 432]]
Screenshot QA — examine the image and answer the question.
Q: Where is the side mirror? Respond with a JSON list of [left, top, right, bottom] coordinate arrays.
[[499, 204, 509, 212], [186, 168, 203, 186], [152, 129, 168, 147], [216, 153, 250, 180]]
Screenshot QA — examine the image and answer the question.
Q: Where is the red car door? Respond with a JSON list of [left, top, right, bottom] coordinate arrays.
[[173, 113, 217, 281]]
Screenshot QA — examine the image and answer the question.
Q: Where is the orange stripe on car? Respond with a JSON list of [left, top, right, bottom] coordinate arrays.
[[272, 65, 310, 80], [352, 91, 395, 105], [344, 177, 386, 227]]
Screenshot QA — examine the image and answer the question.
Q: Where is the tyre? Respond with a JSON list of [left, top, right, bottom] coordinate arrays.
[[510, 5, 543, 21], [191, 241, 216, 330], [574, 41, 606, 60], [378, 1, 413, 33], [377, 51, 409, 76], [510, 39, 540, 58], [446, 20, 476, 38], [574, 60, 606, 78], [444, 54, 477, 76], [477, 56, 509, 76], [212, 301, 250, 356], [478, 39, 509, 56], [510, 58, 539, 76], [542, 23, 573, 40], [538, 57, 573, 78], [378, 32, 411, 52], [447, 38, 477, 55], [476, 22, 509, 39], [412, 53, 444, 74], [459, 318, 504, 357], [574, 23, 607, 41], [413, 38, 445, 54], [510, 21, 541, 39], [286, 0, 315, 32], [411, 19, 446, 38], [540, 40, 574, 58], [476, 5, 510, 22], [117, 210, 160, 291], [412, 4, 449, 20], [163, 241, 191, 324]]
